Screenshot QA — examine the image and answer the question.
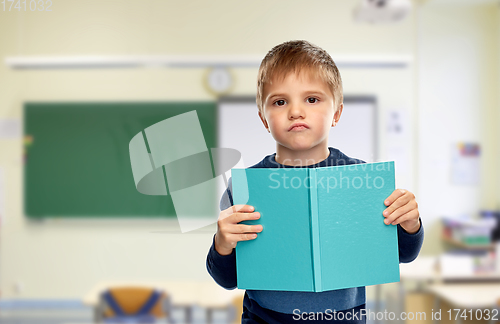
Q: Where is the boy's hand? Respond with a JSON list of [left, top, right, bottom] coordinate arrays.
[[383, 189, 420, 234], [214, 204, 263, 256]]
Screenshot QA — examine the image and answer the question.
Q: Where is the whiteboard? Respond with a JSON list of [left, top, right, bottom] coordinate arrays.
[[217, 97, 377, 169]]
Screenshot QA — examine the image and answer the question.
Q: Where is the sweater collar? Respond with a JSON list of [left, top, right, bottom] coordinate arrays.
[[262, 147, 339, 169]]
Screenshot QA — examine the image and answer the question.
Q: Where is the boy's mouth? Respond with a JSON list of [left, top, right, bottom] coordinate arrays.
[[288, 122, 309, 131]]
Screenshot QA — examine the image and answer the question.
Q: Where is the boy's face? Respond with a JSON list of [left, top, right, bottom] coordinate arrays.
[[259, 70, 343, 152]]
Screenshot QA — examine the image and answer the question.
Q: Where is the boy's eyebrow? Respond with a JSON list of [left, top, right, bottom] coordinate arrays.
[[267, 90, 327, 101], [267, 93, 286, 101]]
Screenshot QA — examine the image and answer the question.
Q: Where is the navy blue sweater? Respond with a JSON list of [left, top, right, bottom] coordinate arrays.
[[206, 147, 424, 316]]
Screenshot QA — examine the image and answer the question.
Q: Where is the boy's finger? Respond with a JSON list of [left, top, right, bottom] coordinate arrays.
[[383, 192, 410, 217], [231, 233, 258, 242], [383, 189, 407, 206], [232, 224, 263, 234], [220, 210, 259, 224], [389, 209, 419, 226], [221, 204, 254, 218], [230, 204, 255, 214], [232, 212, 260, 224], [383, 200, 415, 224]]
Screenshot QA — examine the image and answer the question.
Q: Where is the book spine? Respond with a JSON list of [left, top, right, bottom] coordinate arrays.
[[309, 168, 322, 292]]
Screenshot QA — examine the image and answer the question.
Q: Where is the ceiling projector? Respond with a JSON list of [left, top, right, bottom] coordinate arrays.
[[353, 0, 413, 23]]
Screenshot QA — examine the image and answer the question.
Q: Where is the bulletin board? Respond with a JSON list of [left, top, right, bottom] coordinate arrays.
[[24, 102, 217, 218]]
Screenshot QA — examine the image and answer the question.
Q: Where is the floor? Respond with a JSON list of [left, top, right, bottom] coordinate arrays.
[[0, 303, 231, 324], [0, 300, 380, 324]]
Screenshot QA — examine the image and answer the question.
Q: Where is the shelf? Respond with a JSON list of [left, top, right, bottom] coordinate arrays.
[[441, 235, 496, 250]]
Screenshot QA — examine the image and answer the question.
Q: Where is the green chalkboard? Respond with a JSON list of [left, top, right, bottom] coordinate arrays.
[[24, 102, 217, 218]]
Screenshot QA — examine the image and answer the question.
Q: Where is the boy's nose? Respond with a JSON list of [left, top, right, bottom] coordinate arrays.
[[288, 103, 305, 119]]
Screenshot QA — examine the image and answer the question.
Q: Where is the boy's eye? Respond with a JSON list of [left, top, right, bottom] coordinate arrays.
[[274, 99, 286, 106], [272, 98, 318, 106]]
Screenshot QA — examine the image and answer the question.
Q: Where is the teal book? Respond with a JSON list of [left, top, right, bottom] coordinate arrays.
[[232, 161, 400, 292]]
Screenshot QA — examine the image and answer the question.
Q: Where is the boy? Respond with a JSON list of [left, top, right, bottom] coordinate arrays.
[[206, 40, 424, 323]]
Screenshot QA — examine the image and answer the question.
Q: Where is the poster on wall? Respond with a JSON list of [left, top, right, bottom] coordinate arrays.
[[386, 109, 410, 174], [451, 142, 480, 185]]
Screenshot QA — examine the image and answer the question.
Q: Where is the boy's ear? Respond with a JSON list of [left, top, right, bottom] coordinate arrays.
[[258, 110, 270, 133], [332, 103, 344, 127]]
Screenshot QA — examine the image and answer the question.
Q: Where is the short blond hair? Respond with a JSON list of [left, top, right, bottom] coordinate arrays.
[[256, 40, 343, 114]]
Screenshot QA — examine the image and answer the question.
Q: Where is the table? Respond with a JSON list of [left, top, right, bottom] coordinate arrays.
[[398, 256, 500, 324], [83, 280, 244, 324], [428, 283, 500, 324], [373, 256, 440, 323]]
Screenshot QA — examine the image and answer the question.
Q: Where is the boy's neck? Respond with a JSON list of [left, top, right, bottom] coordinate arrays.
[[274, 144, 330, 167]]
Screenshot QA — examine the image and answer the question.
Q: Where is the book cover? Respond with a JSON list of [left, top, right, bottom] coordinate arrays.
[[232, 161, 400, 292]]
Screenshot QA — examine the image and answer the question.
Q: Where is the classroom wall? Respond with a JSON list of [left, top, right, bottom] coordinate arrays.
[[416, 1, 500, 254], [496, 2, 499, 218], [0, 0, 497, 300]]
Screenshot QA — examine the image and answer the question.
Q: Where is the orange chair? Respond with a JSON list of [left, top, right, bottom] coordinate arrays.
[[97, 286, 175, 323], [231, 294, 244, 324]]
